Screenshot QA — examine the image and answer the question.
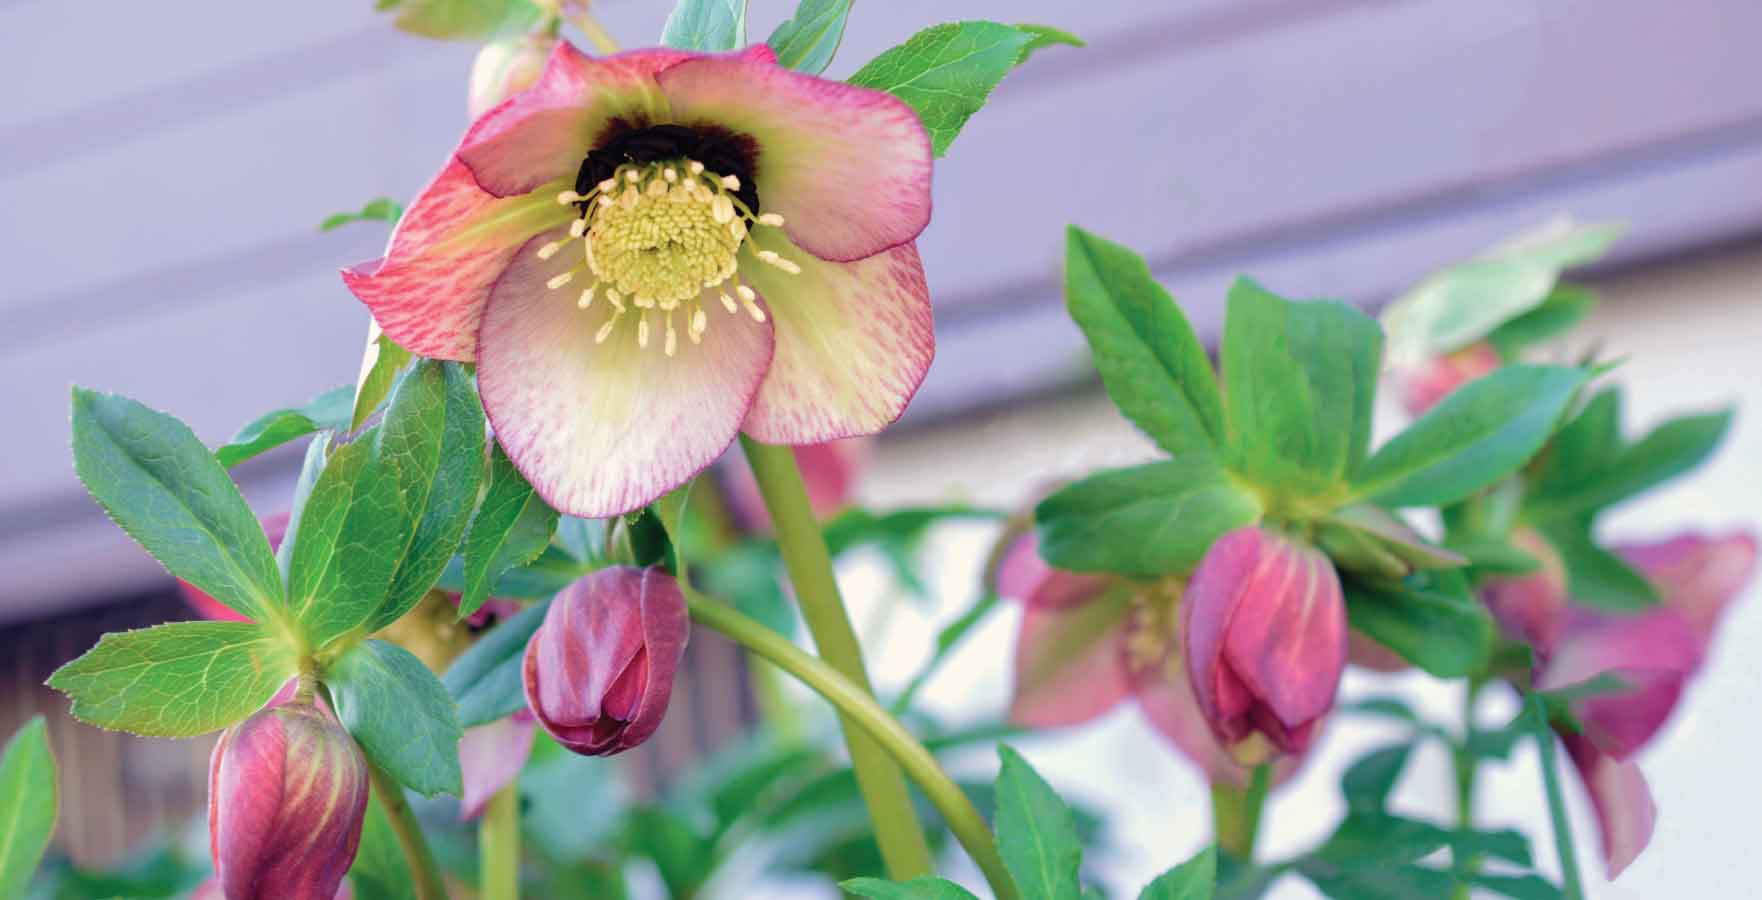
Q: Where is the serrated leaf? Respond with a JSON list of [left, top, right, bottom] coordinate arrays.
[[1139, 845, 1216, 900], [285, 433, 403, 646], [327, 640, 463, 797], [766, 0, 850, 74], [47, 622, 294, 736], [1343, 571, 1492, 678], [1353, 366, 1586, 506], [444, 599, 551, 727], [321, 197, 404, 232], [996, 745, 1083, 900], [459, 440, 559, 619], [388, 0, 542, 41], [71, 388, 284, 623], [1064, 226, 1225, 456], [661, 0, 746, 51], [1035, 456, 1262, 576], [0, 718, 58, 899], [848, 21, 1036, 157], [215, 385, 352, 468], [1222, 278, 1384, 493], [843, 876, 983, 900]]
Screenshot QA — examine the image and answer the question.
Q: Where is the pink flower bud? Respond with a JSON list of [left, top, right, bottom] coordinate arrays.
[[1182, 527, 1346, 763], [522, 566, 689, 756], [208, 703, 370, 900], [1539, 609, 1702, 759], [467, 34, 556, 120], [1397, 341, 1501, 416], [1480, 528, 1570, 654]]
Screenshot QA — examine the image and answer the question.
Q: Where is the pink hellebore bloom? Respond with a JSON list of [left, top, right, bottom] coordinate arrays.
[[179, 513, 290, 623], [1182, 527, 1347, 764], [1397, 340, 1500, 416], [523, 566, 690, 755], [343, 42, 934, 517]]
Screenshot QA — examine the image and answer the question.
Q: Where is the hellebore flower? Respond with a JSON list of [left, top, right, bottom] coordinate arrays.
[[998, 534, 1297, 786], [343, 42, 934, 517], [208, 703, 371, 900], [1396, 340, 1500, 416], [469, 34, 557, 119], [1182, 527, 1347, 763], [523, 565, 689, 755], [1480, 528, 1571, 655]]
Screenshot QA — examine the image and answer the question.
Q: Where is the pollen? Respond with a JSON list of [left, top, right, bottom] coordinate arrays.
[[540, 155, 799, 354]]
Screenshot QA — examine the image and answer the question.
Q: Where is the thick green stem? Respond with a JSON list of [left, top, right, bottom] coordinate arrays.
[[366, 763, 448, 900], [740, 438, 936, 880], [687, 592, 1019, 900], [1211, 765, 1271, 862], [1531, 700, 1585, 900], [480, 784, 520, 900]]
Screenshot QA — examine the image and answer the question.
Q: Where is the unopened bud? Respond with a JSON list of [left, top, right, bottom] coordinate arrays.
[[468, 34, 557, 119]]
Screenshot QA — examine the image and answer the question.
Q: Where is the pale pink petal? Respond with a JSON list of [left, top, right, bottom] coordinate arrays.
[[1540, 610, 1702, 759], [737, 233, 933, 444], [1133, 664, 1305, 787], [1563, 733, 1656, 879], [995, 533, 1116, 610], [1010, 590, 1133, 728], [458, 45, 692, 197], [477, 232, 775, 518], [342, 159, 566, 360], [1182, 529, 1261, 729], [457, 713, 537, 821], [1619, 532, 1758, 645], [1222, 539, 1347, 734], [656, 55, 932, 262]]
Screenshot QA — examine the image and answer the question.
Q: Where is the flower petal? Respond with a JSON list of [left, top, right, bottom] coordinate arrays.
[[1563, 733, 1656, 878], [1010, 586, 1133, 728], [737, 232, 933, 443], [457, 713, 536, 821], [477, 232, 775, 518], [657, 55, 932, 261], [458, 45, 694, 197], [1619, 531, 1758, 645], [1220, 538, 1347, 732], [1541, 609, 1701, 759], [342, 160, 566, 360]]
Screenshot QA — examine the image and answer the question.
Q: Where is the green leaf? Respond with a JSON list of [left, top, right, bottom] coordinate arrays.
[[1035, 456, 1263, 576], [1353, 365, 1587, 506], [215, 385, 353, 468], [995, 745, 1083, 900], [1465, 872, 1563, 900], [0, 718, 58, 899], [351, 329, 414, 432], [1064, 227, 1226, 455], [444, 599, 551, 727], [387, 0, 543, 41], [348, 793, 416, 900], [321, 197, 404, 232], [1527, 388, 1623, 503], [1535, 520, 1658, 611], [459, 440, 560, 619], [1530, 408, 1733, 517], [1221, 279, 1383, 492], [1344, 571, 1492, 678], [661, 0, 746, 51], [47, 621, 294, 736], [1381, 218, 1624, 365], [284, 432, 401, 646], [1015, 24, 1085, 61], [1311, 815, 1449, 868], [327, 640, 463, 797], [71, 388, 284, 622], [766, 0, 850, 74], [1138, 845, 1216, 900], [1300, 859, 1456, 900], [1485, 286, 1595, 358], [1340, 744, 1411, 815], [843, 877, 983, 900], [625, 806, 716, 898], [848, 21, 1037, 157]]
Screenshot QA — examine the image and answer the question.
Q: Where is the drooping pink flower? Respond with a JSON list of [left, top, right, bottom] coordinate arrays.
[[457, 709, 538, 820], [343, 42, 933, 517], [1480, 528, 1571, 655], [1561, 732, 1657, 879], [179, 513, 289, 622], [1397, 341, 1500, 416], [522, 566, 690, 755], [208, 703, 370, 900], [1182, 527, 1346, 763], [724, 438, 869, 531], [1618, 532, 1757, 644], [1539, 608, 1702, 760]]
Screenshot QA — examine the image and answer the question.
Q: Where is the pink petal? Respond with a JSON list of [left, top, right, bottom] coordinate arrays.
[[1540, 610, 1702, 759], [1397, 341, 1501, 416], [342, 159, 566, 360], [995, 533, 1116, 610], [1480, 529, 1571, 655], [656, 55, 932, 262], [1132, 659, 1247, 784], [723, 438, 869, 531], [1009, 588, 1133, 728], [1182, 529, 1263, 728], [457, 714, 537, 821], [1619, 531, 1758, 645], [1221, 537, 1347, 732], [1562, 733, 1656, 879], [476, 231, 775, 518], [737, 234, 933, 444], [458, 45, 697, 197]]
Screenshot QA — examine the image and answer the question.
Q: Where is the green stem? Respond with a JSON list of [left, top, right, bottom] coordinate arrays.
[[1451, 679, 1484, 900], [367, 763, 448, 900], [1211, 765, 1271, 861], [687, 592, 1018, 900], [1531, 700, 1585, 900], [740, 438, 936, 881], [480, 784, 520, 900]]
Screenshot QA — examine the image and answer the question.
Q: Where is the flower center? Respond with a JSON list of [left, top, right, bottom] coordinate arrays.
[[530, 126, 799, 357], [1123, 579, 1186, 680]]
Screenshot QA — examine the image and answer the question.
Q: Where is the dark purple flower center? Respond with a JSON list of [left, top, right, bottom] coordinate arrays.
[[578, 121, 762, 214]]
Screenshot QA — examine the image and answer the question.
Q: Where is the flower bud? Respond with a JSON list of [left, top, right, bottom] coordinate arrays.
[[1182, 527, 1346, 763], [522, 566, 689, 756], [208, 703, 370, 900], [1397, 341, 1500, 416], [468, 34, 556, 119]]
